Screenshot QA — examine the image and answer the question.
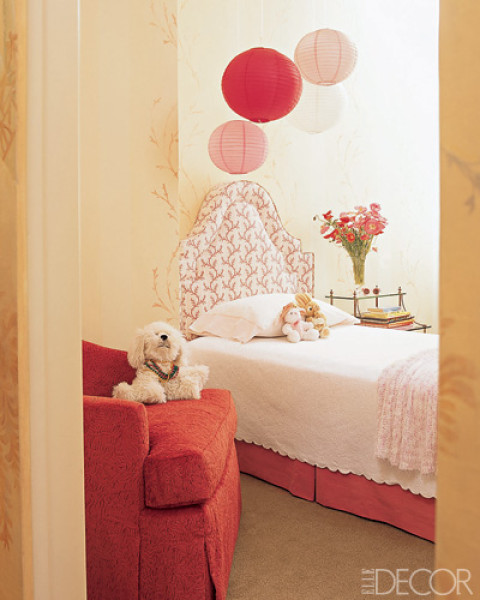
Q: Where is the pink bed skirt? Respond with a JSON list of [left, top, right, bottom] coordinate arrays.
[[235, 440, 435, 542]]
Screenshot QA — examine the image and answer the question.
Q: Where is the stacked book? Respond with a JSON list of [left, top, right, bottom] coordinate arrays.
[[358, 306, 415, 329]]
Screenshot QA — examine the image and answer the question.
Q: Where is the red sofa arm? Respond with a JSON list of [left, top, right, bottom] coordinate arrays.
[[82, 340, 135, 397], [83, 396, 149, 600]]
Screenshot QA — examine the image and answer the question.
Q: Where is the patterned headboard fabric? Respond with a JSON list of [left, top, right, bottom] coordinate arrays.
[[179, 180, 314, 337]]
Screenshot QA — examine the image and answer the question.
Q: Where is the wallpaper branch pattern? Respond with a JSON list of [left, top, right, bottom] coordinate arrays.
[[0, 305, 19, 550], [439, 355, 477, 452], [150, 100, 178, 180], [152, 245, 180, 323], [149, 0, 177, 46], [149, 0, 180, 327], [0, 1, 19, 553], [0, 30, 17, 171], [445, 150, 480, 213], [0, 0, 26, 591]]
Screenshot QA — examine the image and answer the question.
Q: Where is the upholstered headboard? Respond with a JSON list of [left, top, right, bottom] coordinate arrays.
[[179, 180, 314, 337]]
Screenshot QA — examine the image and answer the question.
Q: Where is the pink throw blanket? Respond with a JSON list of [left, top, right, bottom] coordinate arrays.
[[376, 348, 438, 475]]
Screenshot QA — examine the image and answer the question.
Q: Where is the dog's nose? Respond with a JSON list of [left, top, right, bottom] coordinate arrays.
[[160, 334, 168, 341]]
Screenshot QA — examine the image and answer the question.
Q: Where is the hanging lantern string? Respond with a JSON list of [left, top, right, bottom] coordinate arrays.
[[260, 0, 264, 46], [236, 0, 240, 53]]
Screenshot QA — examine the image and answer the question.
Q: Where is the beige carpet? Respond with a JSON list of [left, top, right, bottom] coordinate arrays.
[[227, 475, 435, 600]]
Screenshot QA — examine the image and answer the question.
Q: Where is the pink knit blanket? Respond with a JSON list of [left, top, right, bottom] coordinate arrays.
[[376, 348, 438, 475]]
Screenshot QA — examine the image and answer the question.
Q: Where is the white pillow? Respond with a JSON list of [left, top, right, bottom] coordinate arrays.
[[189, 293, 358, 343]]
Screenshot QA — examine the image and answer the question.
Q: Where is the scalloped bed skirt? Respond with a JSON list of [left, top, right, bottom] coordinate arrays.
[[235, 440, 435, 542]]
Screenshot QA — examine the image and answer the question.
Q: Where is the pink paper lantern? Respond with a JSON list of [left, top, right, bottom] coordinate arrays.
[[294, 28, 357, 86], [208, 120, 268, 174], [222, 47, 302, 123]]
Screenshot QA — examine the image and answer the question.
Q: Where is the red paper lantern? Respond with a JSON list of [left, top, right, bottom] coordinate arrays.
[[294, 29, 357, 85], [221, 47, 302, 123], [208, 120, 268, 174]]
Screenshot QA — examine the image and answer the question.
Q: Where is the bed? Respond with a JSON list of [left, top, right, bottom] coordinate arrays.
[[180, 180, 437, 541]]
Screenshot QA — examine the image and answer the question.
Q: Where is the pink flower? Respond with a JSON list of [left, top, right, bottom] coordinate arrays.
[[320, 225, 330, 234], [370, 203, 381, 211], [364, 219, 383, 235], [354, 205, 367, 213], [372, 247, 378, 252], [356, 216, 367, 227]]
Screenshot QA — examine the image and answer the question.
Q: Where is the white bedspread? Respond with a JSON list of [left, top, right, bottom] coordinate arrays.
[[188, 325, 439, 498]]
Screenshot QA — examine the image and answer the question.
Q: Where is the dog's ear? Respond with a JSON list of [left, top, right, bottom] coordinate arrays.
[[175, 336, 188, 366], [128, 328, 146, 369]]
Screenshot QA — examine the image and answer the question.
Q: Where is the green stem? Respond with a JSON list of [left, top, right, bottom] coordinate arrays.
[[350, 254, 366, 287]]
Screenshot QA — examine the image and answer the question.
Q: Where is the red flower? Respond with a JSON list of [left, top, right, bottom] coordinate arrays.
[[323, 210, 333, 220], [340, 216, 351, 223], [346, 232, 355, 243]]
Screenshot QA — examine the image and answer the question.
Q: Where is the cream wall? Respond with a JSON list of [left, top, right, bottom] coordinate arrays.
[[178, 0, 439, 330], [81, 0, 179, 349], [81, 0, 439, 349]]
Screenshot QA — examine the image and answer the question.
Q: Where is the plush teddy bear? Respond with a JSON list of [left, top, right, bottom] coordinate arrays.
[[295, 293, 330, 339], [280, 303, 319, 343]]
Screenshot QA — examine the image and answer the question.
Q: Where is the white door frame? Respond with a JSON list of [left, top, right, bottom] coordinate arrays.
[[27, 0, 86, 598]]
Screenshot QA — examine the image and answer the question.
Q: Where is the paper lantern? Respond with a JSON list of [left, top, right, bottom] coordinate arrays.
[[208, 120, 268, 174], [289, 82, 347, 133], [221, 47, 302, 123], [294, 29, 357, 85]]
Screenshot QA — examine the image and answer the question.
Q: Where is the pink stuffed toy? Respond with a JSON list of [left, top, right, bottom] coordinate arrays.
[[280, 303, 319, 343]]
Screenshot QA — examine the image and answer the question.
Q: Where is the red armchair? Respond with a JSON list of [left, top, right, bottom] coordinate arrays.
[[82, 341, 241, 600]]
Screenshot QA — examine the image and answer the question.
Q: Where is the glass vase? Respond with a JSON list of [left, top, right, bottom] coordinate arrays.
[[350, 254, 366, 288]]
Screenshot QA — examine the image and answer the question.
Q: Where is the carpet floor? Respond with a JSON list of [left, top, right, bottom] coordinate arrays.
[[227, 474, 435, 600]]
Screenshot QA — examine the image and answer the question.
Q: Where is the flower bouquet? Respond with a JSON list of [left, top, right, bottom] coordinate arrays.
[[314, 204, 388, 287]]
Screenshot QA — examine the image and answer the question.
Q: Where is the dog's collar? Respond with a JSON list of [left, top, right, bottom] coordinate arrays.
[[144, 360, 179, 381]]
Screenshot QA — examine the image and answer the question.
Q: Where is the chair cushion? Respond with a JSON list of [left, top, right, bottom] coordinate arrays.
[[144, 388, 237, 508]]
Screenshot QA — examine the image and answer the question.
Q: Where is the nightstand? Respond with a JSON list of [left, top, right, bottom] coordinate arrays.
[[326, 286, 431, 333]]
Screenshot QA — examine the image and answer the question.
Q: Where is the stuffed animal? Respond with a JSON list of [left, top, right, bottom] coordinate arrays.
[[280, 303, 319, 343], [295, 293, 330, 339], [113, 321, 209, 404]]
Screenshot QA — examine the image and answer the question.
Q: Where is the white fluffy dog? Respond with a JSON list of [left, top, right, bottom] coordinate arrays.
[[113, 321, 209, 404]]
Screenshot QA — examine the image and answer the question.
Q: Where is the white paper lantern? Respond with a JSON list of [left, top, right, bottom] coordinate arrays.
[[289, 82, 348, 134]]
